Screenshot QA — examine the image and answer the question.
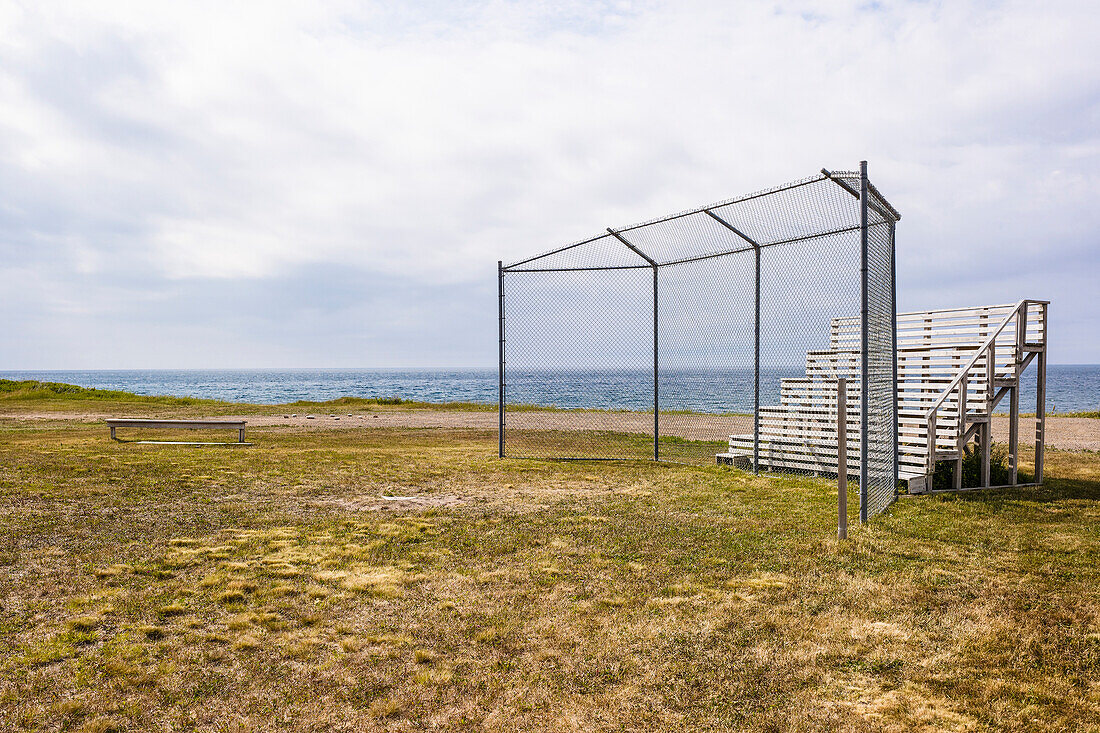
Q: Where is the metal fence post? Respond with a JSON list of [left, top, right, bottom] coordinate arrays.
[[498, 260, 505, 458], [604, 227, 660, 462], [891, 222, 899, 501], [859, 160, 869, 524], [701, 208, 762, 473], [653, 264, 659, 462], [838, 377, 848, 540], [754, 240, 761, 474]]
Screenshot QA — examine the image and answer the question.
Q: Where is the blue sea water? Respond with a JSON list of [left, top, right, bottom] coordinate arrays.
[[1, 365, 1098, 414]]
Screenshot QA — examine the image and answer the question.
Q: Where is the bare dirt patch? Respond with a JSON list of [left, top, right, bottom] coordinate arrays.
[[4, 409, 1098, 450], [316, 493, 466, 512], [991, 415, 1100, 451]]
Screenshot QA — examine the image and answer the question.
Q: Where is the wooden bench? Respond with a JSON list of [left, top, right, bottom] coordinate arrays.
[[106, 419, 249, 445]]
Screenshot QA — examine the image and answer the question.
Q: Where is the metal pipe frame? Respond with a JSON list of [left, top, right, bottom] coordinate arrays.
[[702, 209, 758, 246], [616, 174, 823, 236], [859, 160, 870, 524], [498, 260, 505, 458], [605, 228, 660, 462], [496, 164, 906, 511], [502, 169, 888, 273], [703, 209, 762, 473], [837, 377, 848, 539], [821, 168, 902, 223], [891, 222, 899, 503], [653, 265, 659, 462], [754, 233, 761, 474], [504, 265, 651, 273], [503, 232, 612, 271], [606, 227, 657, 267], [659, 222, 861, 269]]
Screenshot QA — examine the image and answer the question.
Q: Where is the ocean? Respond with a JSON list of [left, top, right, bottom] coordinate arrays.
[[2, 366, 1098, 414]]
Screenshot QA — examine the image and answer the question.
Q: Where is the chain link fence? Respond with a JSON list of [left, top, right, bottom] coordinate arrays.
[[498, 164, 900, 521]]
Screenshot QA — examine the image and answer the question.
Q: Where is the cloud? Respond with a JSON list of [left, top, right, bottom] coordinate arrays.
[[1, 0, 1097, 367]]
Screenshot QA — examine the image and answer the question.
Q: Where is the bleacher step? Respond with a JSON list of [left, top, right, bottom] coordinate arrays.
[[719, 302, 1046, 495]]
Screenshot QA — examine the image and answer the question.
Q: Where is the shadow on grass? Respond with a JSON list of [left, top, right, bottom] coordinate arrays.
[[1031, 476, 1100, 501], [944, 473, 1100, 505]]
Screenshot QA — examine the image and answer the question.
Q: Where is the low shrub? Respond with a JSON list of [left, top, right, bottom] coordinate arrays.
[[932, 442, 1013, 490]]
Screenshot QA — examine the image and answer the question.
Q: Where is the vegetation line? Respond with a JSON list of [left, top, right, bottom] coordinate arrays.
[[0, 379, 752, 416]]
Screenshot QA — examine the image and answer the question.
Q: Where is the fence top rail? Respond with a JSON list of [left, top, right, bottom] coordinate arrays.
[[501, 166, 901, 272]]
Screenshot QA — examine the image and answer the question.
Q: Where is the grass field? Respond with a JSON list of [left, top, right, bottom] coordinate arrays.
[[0, 379, 500, 415], [1, 390, 1099, 731]]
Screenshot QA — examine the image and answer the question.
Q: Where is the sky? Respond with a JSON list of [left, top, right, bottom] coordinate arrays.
[[1, 0, 1097, 368]]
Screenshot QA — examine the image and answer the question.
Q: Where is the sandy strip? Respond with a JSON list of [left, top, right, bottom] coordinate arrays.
[[3, 409, 1098, 451]]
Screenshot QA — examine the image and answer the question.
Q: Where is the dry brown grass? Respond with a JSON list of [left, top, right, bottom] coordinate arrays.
[[0, 406, 1098, 731]]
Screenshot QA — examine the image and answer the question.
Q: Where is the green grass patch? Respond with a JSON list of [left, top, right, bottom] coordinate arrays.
[[0, 394, 1098, 730], [0, 379, 215, 406]]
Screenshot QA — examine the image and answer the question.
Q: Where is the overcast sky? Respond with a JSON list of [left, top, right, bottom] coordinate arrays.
[[1, 0, 1097, 368]]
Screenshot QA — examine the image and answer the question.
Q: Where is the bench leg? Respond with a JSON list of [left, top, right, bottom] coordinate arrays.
[[239, 428, 246, 443], [110, 427, 117, 441]]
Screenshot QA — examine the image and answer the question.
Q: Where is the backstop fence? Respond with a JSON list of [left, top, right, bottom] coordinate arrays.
[[498, 163, 900, 521]]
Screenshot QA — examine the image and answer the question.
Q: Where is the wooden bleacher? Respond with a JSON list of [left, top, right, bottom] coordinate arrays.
[[718, 301, 1048, 493]]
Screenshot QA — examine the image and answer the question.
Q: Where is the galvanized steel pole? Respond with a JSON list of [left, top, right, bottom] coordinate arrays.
[[891, 222, 899, 502], [653, 265, 659, 462], [701, 206, 761, 471], [837, 377, 848, 540], [859, 161, 869, 523], [498, 260, 505, 458], [604, 227, 660, 462], [754, 241, 761, 474]]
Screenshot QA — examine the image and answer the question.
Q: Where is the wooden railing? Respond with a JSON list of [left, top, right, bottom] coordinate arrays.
[[921, 300, 1047, 487], [727, 301, 1048, 491]]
